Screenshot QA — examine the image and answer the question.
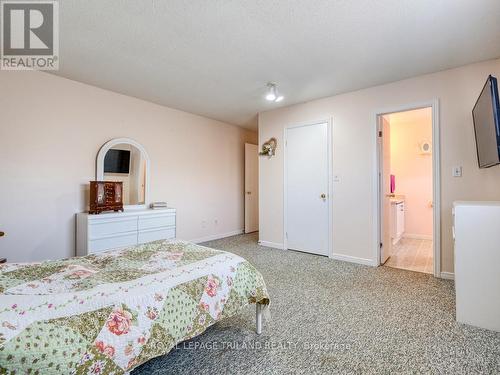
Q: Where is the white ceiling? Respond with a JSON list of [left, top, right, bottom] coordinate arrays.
[[54, 0, 500, 129]]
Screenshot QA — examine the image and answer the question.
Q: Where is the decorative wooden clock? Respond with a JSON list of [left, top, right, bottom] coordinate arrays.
[[89, 181, 124, 214]]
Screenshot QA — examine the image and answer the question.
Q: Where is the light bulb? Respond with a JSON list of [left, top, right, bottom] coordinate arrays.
[[265, 82, 284, 102], [266, 93, 277, 101]]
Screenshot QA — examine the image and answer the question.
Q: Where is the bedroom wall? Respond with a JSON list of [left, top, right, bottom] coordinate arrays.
[[258, 58, 500, 275], [0, 71, 257, 262]]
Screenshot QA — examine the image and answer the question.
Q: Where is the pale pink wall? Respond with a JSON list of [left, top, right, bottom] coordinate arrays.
[[259, 58, 500, 273], [389, 108, 433, 238], [0, 71, 257, 262]]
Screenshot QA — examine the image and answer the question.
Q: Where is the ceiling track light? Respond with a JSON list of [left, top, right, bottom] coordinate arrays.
[[265, 82, 284, 103]]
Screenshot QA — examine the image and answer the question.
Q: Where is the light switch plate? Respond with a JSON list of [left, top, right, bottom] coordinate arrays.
[[452, 166, 463, 177]]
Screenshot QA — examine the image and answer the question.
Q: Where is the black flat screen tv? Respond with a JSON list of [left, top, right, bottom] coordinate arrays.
[[104, 149, 130, 174], [472, 75, 500, 168]]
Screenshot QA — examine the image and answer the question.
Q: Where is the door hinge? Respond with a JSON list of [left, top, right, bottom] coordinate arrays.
[[380, 242, 383, 248], [378, 130, 383, 137], [286, 232, 288, 239]]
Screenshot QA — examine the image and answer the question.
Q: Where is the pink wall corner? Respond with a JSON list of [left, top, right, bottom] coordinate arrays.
[[389, 108, 433, 237]]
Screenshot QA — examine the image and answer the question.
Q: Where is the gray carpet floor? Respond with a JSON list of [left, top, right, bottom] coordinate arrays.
[[133, 233, 500, 374]]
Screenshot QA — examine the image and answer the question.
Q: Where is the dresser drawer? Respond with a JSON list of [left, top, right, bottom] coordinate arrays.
[[138, 214, 175, 231], [89, 232, 138, 253], [89, 217, 138, 239], [138, 227, 176, 244], [77, 209, 176, 256]]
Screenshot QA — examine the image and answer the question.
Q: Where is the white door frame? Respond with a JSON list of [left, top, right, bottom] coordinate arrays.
[[283, 118, 334, 257], [373, 99, 441, 277]]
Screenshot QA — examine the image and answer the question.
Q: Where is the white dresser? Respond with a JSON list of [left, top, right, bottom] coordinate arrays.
[[453, 201, 500, 332], [76, 208, 176, 256]]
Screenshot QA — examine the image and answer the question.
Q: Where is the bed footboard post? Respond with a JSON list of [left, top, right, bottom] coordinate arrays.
[[256, 303, 263, 335]]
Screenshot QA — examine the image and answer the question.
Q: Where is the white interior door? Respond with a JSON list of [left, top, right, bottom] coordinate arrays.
[[285, 122, 330, 256], [245, 143, 259, 233], [380, 116, 392, 263]]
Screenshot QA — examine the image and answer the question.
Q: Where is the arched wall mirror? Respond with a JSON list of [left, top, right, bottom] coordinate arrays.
[[96, 138, 150, 209]]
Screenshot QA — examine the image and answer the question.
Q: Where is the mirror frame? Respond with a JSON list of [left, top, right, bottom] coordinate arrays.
[[96, 137, 150, 210]]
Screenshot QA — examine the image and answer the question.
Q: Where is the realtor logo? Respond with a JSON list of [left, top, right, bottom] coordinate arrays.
[[1, 0, 58, 70]]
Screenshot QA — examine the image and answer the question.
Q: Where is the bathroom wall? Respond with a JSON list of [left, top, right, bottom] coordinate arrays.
[[389, 108, 433, 238]]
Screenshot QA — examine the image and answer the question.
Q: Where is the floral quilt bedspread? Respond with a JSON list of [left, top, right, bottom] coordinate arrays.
[[0, 240, 269, 374]]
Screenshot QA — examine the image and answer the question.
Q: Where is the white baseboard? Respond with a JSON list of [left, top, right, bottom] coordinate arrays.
[[403, 233, 433, 240], [440, 271, 455, 280], [258, 240, 284, 250], [330, 253, 377, 267], [190, 229, 244, 244], [257, 243, 376, 266]]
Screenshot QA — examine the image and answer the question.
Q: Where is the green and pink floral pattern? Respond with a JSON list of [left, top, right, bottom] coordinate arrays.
[[0, 240, 269, 374]]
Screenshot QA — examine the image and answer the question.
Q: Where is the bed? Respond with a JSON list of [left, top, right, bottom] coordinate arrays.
[[0, 239, 269, 374]]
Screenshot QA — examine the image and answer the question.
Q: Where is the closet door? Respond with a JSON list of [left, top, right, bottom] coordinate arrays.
[[245, 143, 259, 233], [285, 122, 330, 256]]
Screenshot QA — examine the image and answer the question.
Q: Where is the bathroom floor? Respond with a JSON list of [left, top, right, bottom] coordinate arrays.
[[385, 238, 433, 274]]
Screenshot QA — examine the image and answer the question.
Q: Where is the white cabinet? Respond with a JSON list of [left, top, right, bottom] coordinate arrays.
[[453, 202, 500, 332], [391, 201, 405, 245], [396, 202, 405, 239], [77, 208, 176, 256]]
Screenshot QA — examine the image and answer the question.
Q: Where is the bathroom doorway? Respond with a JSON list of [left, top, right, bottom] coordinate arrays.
[[377, 104, 439, 275]]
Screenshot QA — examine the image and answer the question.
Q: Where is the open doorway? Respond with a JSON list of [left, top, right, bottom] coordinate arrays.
[[378, 106, 437, 275]]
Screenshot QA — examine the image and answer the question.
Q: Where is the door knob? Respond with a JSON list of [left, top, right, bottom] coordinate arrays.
[[0, 232, 4, 237], [320, 193, 326, 199], [246, 191, 252, 195]]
